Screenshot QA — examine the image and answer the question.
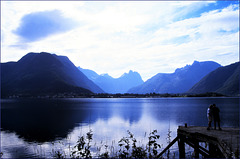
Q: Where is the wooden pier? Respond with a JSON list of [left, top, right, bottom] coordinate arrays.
[[159, 126, 239, 158]]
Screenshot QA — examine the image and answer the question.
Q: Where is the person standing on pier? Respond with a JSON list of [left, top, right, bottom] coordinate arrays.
[[212, 104, 222, 130], [207, 105, 213, 130]]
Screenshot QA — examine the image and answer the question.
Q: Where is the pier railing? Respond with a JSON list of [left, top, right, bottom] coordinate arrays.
[[158, 126, 239, 158]]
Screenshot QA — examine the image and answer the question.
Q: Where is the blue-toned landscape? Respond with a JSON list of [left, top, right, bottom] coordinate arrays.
[[1, 1, 239, 158], [1, 52, 239, 158], [1, 52, 239, 98], [1, 98, 239, 158]]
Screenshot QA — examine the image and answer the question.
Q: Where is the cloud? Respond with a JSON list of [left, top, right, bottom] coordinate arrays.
[[9, 44, 29, 50], [1, 1, 239, 81], [13, 10, 78, 42]]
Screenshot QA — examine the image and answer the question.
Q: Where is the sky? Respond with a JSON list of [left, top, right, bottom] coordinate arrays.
[[1, 1, 239, 81]]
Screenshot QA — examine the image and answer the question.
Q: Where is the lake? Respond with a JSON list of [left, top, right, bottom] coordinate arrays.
[[1, 97, 239, 158]]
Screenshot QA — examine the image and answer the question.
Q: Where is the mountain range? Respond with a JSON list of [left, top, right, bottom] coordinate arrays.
[[78, 67, 144, 94], [188, 62, 240, 96], [128, 61, 221, 94], [1, 52, 104, 97], [1, 52, 239, 97]]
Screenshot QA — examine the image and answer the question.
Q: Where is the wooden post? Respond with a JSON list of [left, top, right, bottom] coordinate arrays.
[[178, 135, 185, 158], [177, 126, 239, 159], [194, 139, 199, 158], [209, 143, 215, 158]]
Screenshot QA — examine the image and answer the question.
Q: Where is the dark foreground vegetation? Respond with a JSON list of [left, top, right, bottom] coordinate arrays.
[[2, 92, 226, 99], [0, 130, 168, 158], [52, 130, 165, 159]]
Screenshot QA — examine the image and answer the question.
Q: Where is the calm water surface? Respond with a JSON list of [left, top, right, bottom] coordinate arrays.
[[1, 97, 239, 158]]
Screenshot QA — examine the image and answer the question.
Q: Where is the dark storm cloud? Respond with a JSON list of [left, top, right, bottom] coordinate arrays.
[[14, 10, 77, 42]]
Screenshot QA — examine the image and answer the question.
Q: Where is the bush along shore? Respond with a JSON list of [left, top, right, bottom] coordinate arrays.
[[51, 130, 166, 159]]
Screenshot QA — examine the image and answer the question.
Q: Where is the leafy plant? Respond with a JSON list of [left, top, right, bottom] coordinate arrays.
[[118, 135, 130, 158], [147, 130, 161, 158], [53, 150, 65, 159], [128, 131, 147, 158], [71, 129, 93, 158], [99, 145, 110, 158], [52, 129, 163, 158], [117, 130, 161, 158]]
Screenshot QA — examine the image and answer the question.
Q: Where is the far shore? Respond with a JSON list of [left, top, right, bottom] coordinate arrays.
[[2, 92, 239, 99]]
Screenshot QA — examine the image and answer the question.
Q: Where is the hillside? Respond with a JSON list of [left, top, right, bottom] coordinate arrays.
[[188, 62, 240, 96], [1, 52, 104, 97], [128, 61, 221, 94]]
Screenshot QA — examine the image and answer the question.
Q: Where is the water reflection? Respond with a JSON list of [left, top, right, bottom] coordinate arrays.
[[1, 97, 239, 158], [1, 115, 179, 158], [1, 98, 143, 142], [142, 98, 239, 127]]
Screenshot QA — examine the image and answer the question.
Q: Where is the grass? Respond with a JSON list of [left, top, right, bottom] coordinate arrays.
[[50, 129, 167, 158]]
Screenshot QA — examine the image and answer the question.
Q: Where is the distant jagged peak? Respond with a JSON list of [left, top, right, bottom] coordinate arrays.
[[174, 64, 191, 73], [121, 70, 139, 77], [174, 60, 221, 73], [192, 60, 200, 64], [99, 70, 142, 80], [128, 70, 134, 74], [128, 70, 141, 75], [192, 60, 221, 66]]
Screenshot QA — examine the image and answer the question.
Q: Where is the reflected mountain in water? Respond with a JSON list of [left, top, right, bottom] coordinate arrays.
[[1, 99, 142, 142]]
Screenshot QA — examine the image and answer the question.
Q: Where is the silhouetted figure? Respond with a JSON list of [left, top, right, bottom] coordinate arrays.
[[207, 105, 213, 130], [212, 104, 222, 130]]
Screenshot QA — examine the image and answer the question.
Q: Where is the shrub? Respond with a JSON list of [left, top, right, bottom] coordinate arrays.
[[53, 129, 162, 158]]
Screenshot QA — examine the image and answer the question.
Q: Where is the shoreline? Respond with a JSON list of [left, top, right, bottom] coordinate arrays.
[[2, 92, 234, 99]]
